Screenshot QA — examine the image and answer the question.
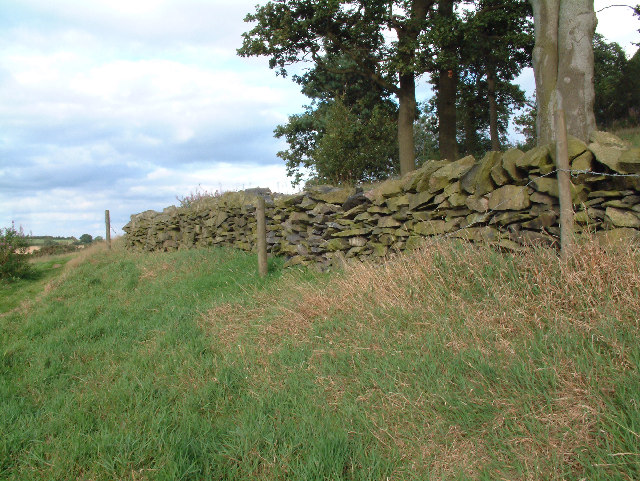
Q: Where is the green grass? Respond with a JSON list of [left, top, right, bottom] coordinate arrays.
[[26, 237, 75, 247], [0, 254, 75, 313], [613, 126, 640, 147], [1, 240, 639, 480]]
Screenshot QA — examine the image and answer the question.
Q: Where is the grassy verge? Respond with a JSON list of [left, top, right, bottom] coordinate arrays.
[[1, 239, 639, 480], [0, 254, 76, 314]]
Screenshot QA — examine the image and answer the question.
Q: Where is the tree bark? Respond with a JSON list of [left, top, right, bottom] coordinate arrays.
[[557, 0, 597, 141], [393, 0, 433, 175], [438, 68, 458, 161], [398, 73, 417, 175], [487, 69, 501, 151], [437, 0, 458, 161], [530, 0, 596, 144]]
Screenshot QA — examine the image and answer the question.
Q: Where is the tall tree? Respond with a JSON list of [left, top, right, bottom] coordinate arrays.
[[434, 0, 459, 161], [460, 0, 533, 151], [275, 99, 399, 185], [593, 33, 629, 127], [238, 0, 437, 176], [274, 54, 399, 185], [529, 0, 597, 144]]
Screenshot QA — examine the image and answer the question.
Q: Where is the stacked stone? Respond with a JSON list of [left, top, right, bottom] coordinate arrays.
[[123, 131, 640, 266]]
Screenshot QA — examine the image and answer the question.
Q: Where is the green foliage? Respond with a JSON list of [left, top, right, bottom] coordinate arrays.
[[456, 0, 533, 153], [239, 0, 441, 174], [277, 97, 399, 186], [31, 244, 79, 258], [414, 106, 440, 163], [593, 33, 632, 128], [513, 96, 537, 150], [79, 234, 93, 244], [0, 222, 33, 282]]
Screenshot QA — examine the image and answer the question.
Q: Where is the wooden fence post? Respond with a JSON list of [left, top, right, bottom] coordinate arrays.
[[105, 210, 111, 250], [555, 108, 574, 260], [256, 197, 268, 277]]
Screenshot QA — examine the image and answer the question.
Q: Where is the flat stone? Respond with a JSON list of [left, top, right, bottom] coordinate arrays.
[[571, 150, 594, 172], [589, 130, 628, 148], [367, 205, 391, 214], [605, 207, 640, 228], [463, 151, 500, 195], [465, 195, 489, 212], [595, 228, 640, 246], [405, 236, 425, 250], [342, 204, 368, 219], [401, 169, 424, 192], [619, 148, 640, 174], [408, 190, 435, 211], [530, 192, 555, 205], [521, 213, 557, 229], [324, 238, 350, 251], [502, 148, 525, 181], [415, 160, 451, 192], [411, 211, 434, 221], [550, 135, 588, 162], [429, 155, 476, 192], [371, 243, 389, 257], [349, 236, 367, 247], [377, 179, 405, 198], [488, 185, 530, 211], [311, 187, 355, 204], [531, 177, 588, 203], [490, 162, 510, 186], [490, 211, 533, 226], [378, 216, 402, 228], [589, 143, 626, 173], [332, 227, 373, 237], [412, 220, 446, 236], [386, 194, 410, 210], [516, 144, 551, 169], [448, 193, 467, 207]]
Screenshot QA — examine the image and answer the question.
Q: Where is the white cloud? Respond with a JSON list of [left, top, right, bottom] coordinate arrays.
[[2, 0, 637, 237]]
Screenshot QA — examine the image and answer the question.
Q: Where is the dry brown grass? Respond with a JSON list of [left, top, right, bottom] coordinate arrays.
[[194, 236, 639, 477]]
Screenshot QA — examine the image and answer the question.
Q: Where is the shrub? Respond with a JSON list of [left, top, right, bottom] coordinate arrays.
[[176, 186, 222, 208], [0, 222, 34, 282], [31, 244, 79, 258]]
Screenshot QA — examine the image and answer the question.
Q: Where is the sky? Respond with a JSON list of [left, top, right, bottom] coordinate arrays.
[[1, 0, 638, 238]]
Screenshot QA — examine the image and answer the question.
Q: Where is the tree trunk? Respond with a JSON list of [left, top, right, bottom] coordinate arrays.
[[487, 70, 501, 151], [557, 0, 597, 141], [438, 68, 458, 161], [393, 0, 433, 175], [437, 0, 458, 161], [530, 0, 596, 144], [398, 73, 417, 175]]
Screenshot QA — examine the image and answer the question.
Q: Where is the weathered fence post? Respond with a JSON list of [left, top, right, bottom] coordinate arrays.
[[105, 210, 111, 250], [256, 196, 268, 277], [555, 108, 574, 260]]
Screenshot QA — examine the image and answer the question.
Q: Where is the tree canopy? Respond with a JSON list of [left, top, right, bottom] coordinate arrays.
[[238, 0, 437, 175], [593, 33, 640, 128]]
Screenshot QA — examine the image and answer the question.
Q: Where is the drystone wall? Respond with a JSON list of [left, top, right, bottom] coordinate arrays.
[[123, 131, 640, 267]]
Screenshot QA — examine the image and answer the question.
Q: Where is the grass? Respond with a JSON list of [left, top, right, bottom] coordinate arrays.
[[26, 237, 75, 247], [1, 238, 639, 480], [0, 253, 76, 314], [613, 125, 640, 147]]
